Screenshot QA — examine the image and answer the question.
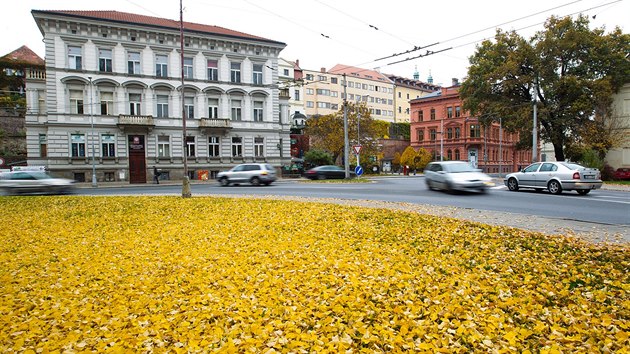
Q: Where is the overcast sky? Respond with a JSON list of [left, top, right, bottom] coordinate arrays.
[[4, 0, 628, 86]]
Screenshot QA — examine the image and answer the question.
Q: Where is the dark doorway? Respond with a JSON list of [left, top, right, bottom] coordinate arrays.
[[128, 135, 146, 183]]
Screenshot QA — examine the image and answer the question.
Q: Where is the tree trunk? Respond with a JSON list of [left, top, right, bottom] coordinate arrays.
[[553, 140, 565, 162]]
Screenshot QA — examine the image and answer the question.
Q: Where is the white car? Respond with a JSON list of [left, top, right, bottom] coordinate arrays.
[[504, 161, 602, 195], [425, 161, 494, 193], [0, 171, 76, 195], [216, 163, 277, 186]]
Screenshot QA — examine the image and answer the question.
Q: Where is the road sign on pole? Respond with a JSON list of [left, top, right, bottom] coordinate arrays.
[[354, 165, 363, 176], [353, 145, 362, 155]]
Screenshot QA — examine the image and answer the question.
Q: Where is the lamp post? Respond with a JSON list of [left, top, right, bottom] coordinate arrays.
[[343, 74, 349, 179], [499, 117, 503, 178], [88, 76, 97, 187]]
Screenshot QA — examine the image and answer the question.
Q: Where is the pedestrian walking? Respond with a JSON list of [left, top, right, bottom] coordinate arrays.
[[153, 166, 160, 184]]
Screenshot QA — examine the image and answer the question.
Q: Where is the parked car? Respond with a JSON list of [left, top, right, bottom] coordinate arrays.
[[504, 161, 602, 195], [216, 163, 276, 186], [0, 171, 76, 195], [303, 165, 353, 180], [613, 167, 630, 180], [424, 161, 494, 193]]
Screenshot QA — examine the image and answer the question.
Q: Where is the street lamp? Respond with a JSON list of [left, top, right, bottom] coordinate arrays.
[[88, 76, 97, 187]]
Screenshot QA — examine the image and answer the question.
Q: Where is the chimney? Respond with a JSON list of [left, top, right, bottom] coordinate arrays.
[[295, 59, 299, 67], [452, 78, 459, 86], [321, 67, 326, 73]]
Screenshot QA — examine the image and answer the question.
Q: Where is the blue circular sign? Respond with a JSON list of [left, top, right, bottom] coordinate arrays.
[[354, 166, 363, 176]]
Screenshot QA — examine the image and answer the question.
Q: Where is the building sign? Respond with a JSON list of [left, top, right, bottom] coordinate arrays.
[[129, 135, 144, 150]]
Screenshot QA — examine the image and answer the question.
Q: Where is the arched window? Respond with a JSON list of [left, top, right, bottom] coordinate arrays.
[[454, 149, 460, 161], [447, 149, 452, 160]]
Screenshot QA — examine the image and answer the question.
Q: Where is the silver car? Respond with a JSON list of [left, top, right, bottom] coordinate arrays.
[[425, 161, 495, 193], [0, 171, 76, 195], [217, 163, 277, 186], [504, 161, 602, 195]]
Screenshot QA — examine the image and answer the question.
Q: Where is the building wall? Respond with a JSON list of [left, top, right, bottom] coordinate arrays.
[[409, 86, 531, 173], [389, 76, 440, 123], [27, 10, 290, 183], [605, 83, 630, 168]]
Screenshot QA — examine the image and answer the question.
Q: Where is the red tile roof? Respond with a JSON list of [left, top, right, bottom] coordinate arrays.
[[0, 45, 45, 66], [32, 10, 285, 46], [329, 64, 392, 83]]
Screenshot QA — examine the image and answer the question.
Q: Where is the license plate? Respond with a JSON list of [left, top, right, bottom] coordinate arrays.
[[584, 175, 594, 179]]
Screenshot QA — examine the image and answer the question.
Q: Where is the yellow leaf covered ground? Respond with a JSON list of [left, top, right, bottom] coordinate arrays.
[[0, 196, 627, 353]]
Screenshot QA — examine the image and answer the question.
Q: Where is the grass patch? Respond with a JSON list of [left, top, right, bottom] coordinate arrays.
[[0, 196, 627, 352], [605, 180, 630, 186]]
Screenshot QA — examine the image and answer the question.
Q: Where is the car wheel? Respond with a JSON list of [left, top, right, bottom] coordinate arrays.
[[426, 179, 435, 190], [507, 178, 519, 191], [250, 177, 261, 186], [548, 180, 563, 194], [219, 177, 229, 187], [576, 189, 590, 195]]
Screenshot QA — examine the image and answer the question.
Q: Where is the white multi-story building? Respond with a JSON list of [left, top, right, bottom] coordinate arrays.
[[27, 10, 289, 183]]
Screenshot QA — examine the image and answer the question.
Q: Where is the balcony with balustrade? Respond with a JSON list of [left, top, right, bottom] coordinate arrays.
[[117, 114, 155, 132], [199, 117, 231, 135]]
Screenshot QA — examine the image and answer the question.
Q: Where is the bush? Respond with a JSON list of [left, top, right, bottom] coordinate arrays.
[[304, 149, 333, 167]]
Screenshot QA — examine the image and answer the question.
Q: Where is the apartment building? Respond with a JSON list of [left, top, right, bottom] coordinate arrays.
[[278, 58, 305, 125], [410, 85, 531, 173], [26, 10, 289, 183], [388, 74, 440, 123]]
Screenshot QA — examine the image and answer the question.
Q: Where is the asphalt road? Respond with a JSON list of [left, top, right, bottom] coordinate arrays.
[[77, 176, 630, 228]]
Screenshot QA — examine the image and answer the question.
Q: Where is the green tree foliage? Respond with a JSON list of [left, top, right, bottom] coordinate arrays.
[[303, 149, 333, 167], [389, 122, 410, 140], [305, 102, 384, 164], [460, 15, 630, 162]]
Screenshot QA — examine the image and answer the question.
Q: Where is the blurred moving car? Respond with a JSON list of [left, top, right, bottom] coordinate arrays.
[[424, 161, 494, 193], [216, 163, 276, 186], [0, 171, 75, 195], [613, 167, 630, 180], [303, 165, 353, 180], [504, 161, 602, 195]]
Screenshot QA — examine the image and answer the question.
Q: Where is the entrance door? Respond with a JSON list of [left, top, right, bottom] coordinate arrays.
[[128, 135, 146, 184]]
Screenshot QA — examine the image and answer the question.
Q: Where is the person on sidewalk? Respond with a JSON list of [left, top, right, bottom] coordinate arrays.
[[153, 166, 160, 184]]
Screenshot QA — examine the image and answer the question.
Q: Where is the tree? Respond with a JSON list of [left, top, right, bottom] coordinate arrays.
[[460, 15, 630, 162], [400, 146, 418, 170], [305, 102, 386, 164], [303, 149, 333, 167]]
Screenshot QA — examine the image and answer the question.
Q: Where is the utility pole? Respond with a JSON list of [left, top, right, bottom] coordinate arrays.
[[440, 118, 444, 161], [499, 117, 503, 178], [356, 111, 360, 168], [343, 74, 349, 179], [180, 0, 191, 197], [532, 80, 538, 163]]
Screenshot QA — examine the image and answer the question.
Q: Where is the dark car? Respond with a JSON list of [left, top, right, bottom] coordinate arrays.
[[304, 165, 353, 180], [613, 168, 630, 180]]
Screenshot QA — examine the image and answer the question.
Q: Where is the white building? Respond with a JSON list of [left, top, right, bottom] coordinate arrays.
[[27, 10, 290, 183]]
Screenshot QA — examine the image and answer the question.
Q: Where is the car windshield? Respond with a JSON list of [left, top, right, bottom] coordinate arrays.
[[560, 163, 585, 170], [445, 163, 476, 173]]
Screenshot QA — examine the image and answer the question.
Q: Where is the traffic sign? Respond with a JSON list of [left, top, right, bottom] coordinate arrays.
[[354, 165, 363, 176], [352, 145, 362, 155]]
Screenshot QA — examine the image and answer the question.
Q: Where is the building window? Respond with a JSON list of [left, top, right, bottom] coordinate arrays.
[[101, 134, 116, 157], [398, 106, 402, 113], [127, 52, 141, 75], [416, 129, 424, 142], [306, 88, 314, 95], [305, 74, 313, 81], [398, 92, 401, 98], [455, 106, 461, 117], [231, 137, 243, 157], [455, 149, 460, 160], [447, 107, 453, 118], [331, 77, 338, 84], [406, 93, 410, 99], [183, 57, 194, 79], [98, 49, 113, 72], [470, 124, 481, 138], [156, 95, 169, 118], [207, 59, 218, 81], [70, 134, 86, 157], [156, 55, 168, 77], [254, 137, 264, 157], [253, 101, 264, 122], [129, 93, 141, 115], [252, 64, 263, 85], [306, 101, 314, 108], [418, 110, 423, 121], [208, 98, 219, 118], [447, 128, 453, 140], [184, 96, 195, 119], [99, 92, 113, 115], [209, 136, 220, 157], [294, 90, 300, 101], [69, 90, 84, 114], [68, 46, 82, 70], [430, 129, 436, 141], [318, 75, 327, 81], [230, 62, 241, 83], [430, 108, 435, 120], [157, 135, 170, 157], [283, 69, 289, 76], [39, 134, 47, 157], [447, 150, 452, 160], [231, 99, 242, 121], [455, 127, 461, 139], [185, 136, 196, 157]]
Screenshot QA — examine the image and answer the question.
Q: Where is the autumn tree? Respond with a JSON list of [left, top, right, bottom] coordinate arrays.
[[460, 15, 630, 162], [400, 146, 418, 170], [305, 102, 385, 164]]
